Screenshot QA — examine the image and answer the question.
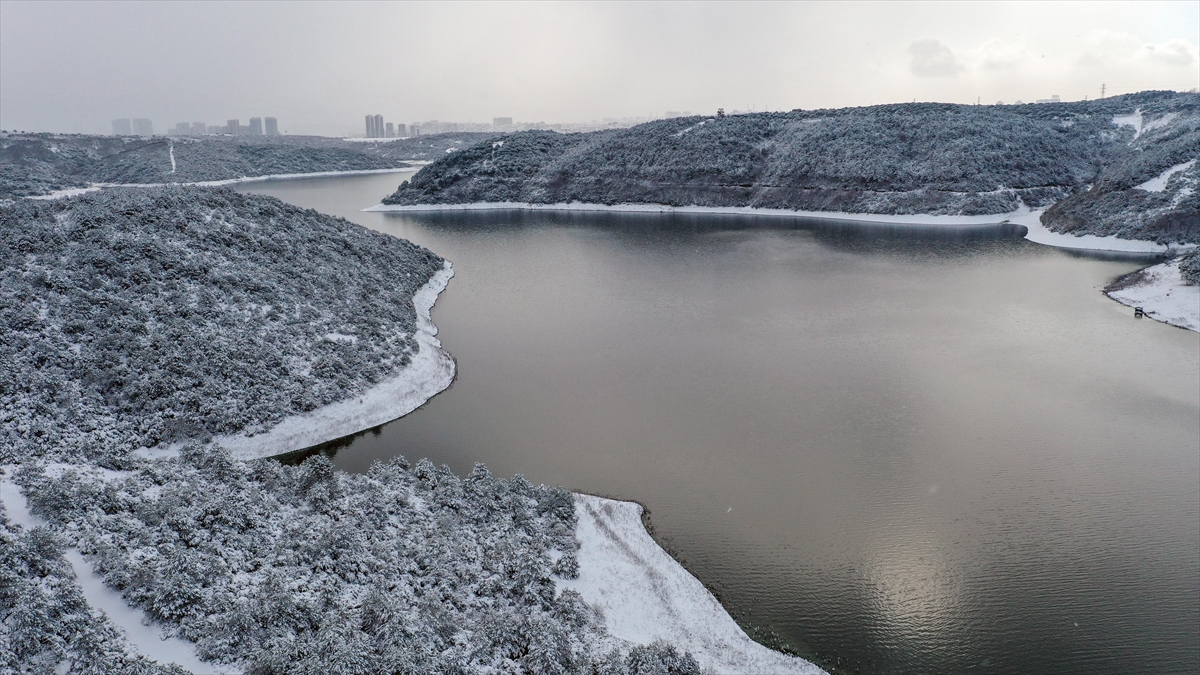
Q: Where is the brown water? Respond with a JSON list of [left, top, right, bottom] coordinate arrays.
[[241, 173, 1200, 675]]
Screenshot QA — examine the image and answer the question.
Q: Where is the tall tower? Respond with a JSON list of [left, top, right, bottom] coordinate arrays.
[[248, 117, 263, 136], [366, 115, 373, 137], [264, 117, 279, 135]]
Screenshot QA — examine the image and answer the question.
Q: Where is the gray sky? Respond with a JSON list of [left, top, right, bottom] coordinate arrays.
[[2, 0, 1197, 136]]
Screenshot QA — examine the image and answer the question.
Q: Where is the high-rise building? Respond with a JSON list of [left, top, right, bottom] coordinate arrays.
[[112, 118, 132, 135], [410, 124, 420, 137], [207, 125, 223, 135], [171, 122, 190, 136], [365, 114, 388, 138], [395, 123, 407, 138], [227, 119, 240, 136], [386, 122, 394, 138], [191, 122, 206, 135], [248, 117, 263, 136], [264, 117, 279, 135], [132, 119, 154, 136]]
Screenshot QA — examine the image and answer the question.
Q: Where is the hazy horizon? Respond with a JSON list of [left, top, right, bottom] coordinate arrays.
[[2, 0, 1198, 136]]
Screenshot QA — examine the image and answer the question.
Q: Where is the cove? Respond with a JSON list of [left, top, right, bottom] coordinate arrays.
[[240, 173, 1199, 675]]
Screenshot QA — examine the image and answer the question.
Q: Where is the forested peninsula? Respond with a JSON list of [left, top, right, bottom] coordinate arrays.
[[383, 91, 1199, 244], [0, 132, 490, 199], [0, 187, 731, 673]]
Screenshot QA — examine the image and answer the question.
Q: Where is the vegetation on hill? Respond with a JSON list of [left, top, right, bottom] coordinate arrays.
[[0, 187, 443, 464], [0, 132, 491, 199], [0, 186, 706, 673], [384, 92, 1199, 242]]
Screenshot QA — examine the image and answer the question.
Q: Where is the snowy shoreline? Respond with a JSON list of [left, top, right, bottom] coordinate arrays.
[[564, 493, 827, 674], [27, 166, 421, 201], [1105, 258, 1200, 332], [138, 262, 455, 461], [365, 200, 1192, 254]]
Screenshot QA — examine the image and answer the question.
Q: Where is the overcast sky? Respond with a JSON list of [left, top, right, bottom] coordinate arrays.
[[2, 0, 1197, 136]]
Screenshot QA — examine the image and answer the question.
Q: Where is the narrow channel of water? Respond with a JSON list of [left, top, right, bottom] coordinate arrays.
[[241, 173, 1199, 675]]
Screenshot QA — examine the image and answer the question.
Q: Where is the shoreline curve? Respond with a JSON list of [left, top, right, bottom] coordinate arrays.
[[137, 261, 456, 461]]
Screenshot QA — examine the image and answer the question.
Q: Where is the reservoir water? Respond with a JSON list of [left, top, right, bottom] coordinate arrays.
[[240, 173, 1199, 675]]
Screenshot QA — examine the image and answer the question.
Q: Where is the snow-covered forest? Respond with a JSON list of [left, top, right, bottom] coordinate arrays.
[[6, 451, 709, 673], [0, 187, 711, 673], [1, 188, 445, 464], [0, 132, 490, 199], [384, 91, 1199, 243]]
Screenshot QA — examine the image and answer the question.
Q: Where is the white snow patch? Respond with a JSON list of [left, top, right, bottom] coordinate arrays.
[[672, 119, 710, 138], [139, 262, 456, 461], [1112, 109, 1143, 139], [0, 476, 40, 529], [1135, 159, 1196, 192], [562, 494, 827, 675], [0, 471, 236, 673], [1107, 259, 1200, 332], [323, 332, 359, 344], [1004, 207, 1189, 253], [27, 186, 102, 201], [168, 141, 176, 174]]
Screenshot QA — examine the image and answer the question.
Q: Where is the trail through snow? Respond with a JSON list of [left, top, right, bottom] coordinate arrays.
[[168, 141, 176, 174], [0, 470, 234, 673], [1112, 109, 1143, 140], [1135, 159, 1196, 192]]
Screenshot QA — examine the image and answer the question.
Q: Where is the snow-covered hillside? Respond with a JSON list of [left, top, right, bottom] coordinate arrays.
[[0, 132, 488, 199], [2, 186, 800, 673], [0, 188, 444, 464], [383, 91, 1199, 244]]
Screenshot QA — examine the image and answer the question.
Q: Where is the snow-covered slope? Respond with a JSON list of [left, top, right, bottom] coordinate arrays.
[[564, 494, 827, 674], [1105, 257, 1200, 331], [382, 91, 1199, 243]]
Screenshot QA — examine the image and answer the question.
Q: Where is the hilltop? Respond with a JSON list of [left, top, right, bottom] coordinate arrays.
[[0, 132, 491, 199], [384, 91, 1199, 243]]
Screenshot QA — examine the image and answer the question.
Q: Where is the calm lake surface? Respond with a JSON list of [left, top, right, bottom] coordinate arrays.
[[241, 173, 1199, 675]]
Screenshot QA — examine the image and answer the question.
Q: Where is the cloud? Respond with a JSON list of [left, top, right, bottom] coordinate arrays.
[[1143, 39, 1196, 66], [908, 39, 962, 77]]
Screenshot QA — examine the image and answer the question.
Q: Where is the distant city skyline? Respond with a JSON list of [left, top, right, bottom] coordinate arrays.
[[2, 1, 1197, 136]]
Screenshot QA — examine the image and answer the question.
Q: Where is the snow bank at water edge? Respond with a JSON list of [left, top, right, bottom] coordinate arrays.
[[1105, 259, 1200, 332], [561, 493, 828, 675], [1002, 208, 1188, 253], [0, 471, 235, 673], [366, 200, 1194, 254], [138, 262, 456, 461], [365, 200, 1021, 227]]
